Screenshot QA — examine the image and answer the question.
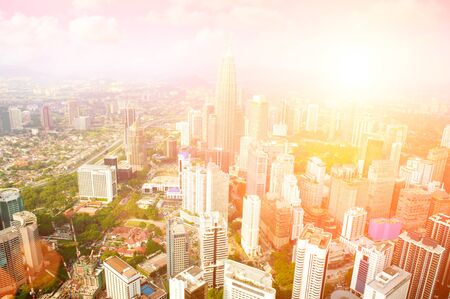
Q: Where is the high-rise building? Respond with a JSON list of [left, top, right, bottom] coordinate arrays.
[[166, 137, 178, 160], [167, 218, 190, 277], [188, 109, 203, 141], [427, 147, 448, 182], [8, 107, 23, 130], [247, 95, 269, 141], [241, 195, 261, 257], [362, 137, 384, 177], [428, 189, 450, 217], [395, 186, 432, 231], [328, 175, 368, 223], [306, 157, 326, 183], [305, 104, 319, 132], [399, 157, 434, 187], [169, 266, 208, 299], [0, 226, 26, 297], [368, 218, 402, 241], [73, 116, 91, 131], [126, 118, 146, 171], [350, 242, 394, 295], [425, 213, 450, 288], [291, 206, 305, 241], [206, 114, 217, 150], [260, 193, 292, 250], [223, 260, 276, 299], [67, 100, 80, 126], [389, 142, 402, 174], [40, 105, 52, 131], [363, 266, 411, 299], [104, 256, 141, 299], [176, 121, 190, 146], [384, 124, 408, 153], [292, 224, 332, 299], [341, 207, 367, 241], [269, 153, 294, 196], [246, 143, 268, 199], [0, 188, 24, 230], [0, 106, 11, 134], [206, 162, 229, 221], [393, 231, 445, 299], [77, 165, 117, 202], [198, 212, 228, 288], [282, 175, 301, 207], [12, 211, 44, 274], [440, 124, 450, 148], [352, 116, 374, 148], [237, 136, 253, 172], [367, 160, 395, 219], [202, 103, 214, 145], [215, 51, 237, 156], [298, 173, 324, 209]]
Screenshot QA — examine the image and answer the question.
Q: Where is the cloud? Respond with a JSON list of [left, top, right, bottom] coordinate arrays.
[[73, 0, 116, 11], [69, 16, 119, 44]]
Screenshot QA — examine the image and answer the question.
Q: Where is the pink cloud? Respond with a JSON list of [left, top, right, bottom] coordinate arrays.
[[69, 16, 119, 43]]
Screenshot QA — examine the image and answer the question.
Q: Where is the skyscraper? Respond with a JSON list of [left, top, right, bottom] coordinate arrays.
[[166, 218, 190, 277], [166, 137, 178, 160], [12, 211, 44, 274], [395, 186, 432, 231], [389, 142, 402, 174], [223, 260, 276, 299], [440, 124, 450, 148], [188, 108, 203, 141], [291, 206, 305, 241], [246, 142, 268, 199], [0, 106, 11, 134], [427, 147, 448, 182], [282, 175, 301, 207], [363, 266, 411, 299], [393, 231, 445, 299], [215, 51, 237, 156], [352, 115, 374, 148], [0, 226, 26, 297], [77, 165, 117, 203], [0, 188, 24, 230], [206, 162, 229, 221], [8, 107, 23, 130], [292, 224, 331, 299], [202, 103, 214, 145], [104, 256, 141, 299], [176, 121, 190, 146], [67, 100, 80, 126], [40, 105, 52, 131], [269, 153, 295, 196], [248, 95, 269, 141], [260, 193, 292, 250], [341, 207, 367, 241], [241, 195, 261, 257], [425, 213, 450, 288], [305, 104, 319, 132], [367, 160, 395, 219], [399, 157, 434, 187], [198, 212, 228, 288], [362, 137, 384, 177], [126, 118, 146, 171]]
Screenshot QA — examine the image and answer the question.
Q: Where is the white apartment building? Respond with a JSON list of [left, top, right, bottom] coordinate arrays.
[[241, 195, 261, 257], [77, 164, 117, 202]]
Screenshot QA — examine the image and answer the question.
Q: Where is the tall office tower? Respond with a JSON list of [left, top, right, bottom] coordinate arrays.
[[169, 266, 208, 299], [247, 95, 269, 141], [260, 193, 292, 249], [0, 188, 24, 230], [399, 157, 434, 187], [298, 173, 324, 209], [223, 260, 276, 299], [367, 160, 395, 219], [291, 224, 332, 299], [428, 189, 450, 217], [126, 118, 146, 171], [0, 106, 11, 134], [188, 108, 203, 141], [341, 207, 367, 241], [40, 105, 52, 131], [77, 165, 117, 202], [202, 103, 214, 144], [305, 104, 319, 132], [384, 124, 408, 152], [363, 266, 411, 299], [181, 163, 204, 215], [306, 157, 326, 183], [328, 175, 368, 223], [166, 218, 190, 277], [67, 100, 80, 125], [206, 114, 217, 150], [362, 137, 384, 177], [291, 206, 305, 241], [269, 153, 295, 196], [282, 175, 301, 207], [166, 137, 178, 160], [425, 213, 450, 288], [0, 226, 26, 297], [390, 178, 405, 216], [393, 231, 445, 299], [123, 106, 136, 128], [237, 135, 252, 172], [206, 162, 229, 221], [73, 116, 91, 131], [12, 211, 44, 274], [215, 51, 237, 156], [176, 121, 190, 146], [352, 116, 374, 148], [241, 195, 261, 257], [440, 124, 450, 148], [104, 256, 141, 299], [389, 142, 402, 174], [8, 107, 23, 130], [395, 186, 432, 231], [427, 147, 448, 182], [350, 242, 394, 295], [198, 212, 228, 288], [246, 143, 268, 199]]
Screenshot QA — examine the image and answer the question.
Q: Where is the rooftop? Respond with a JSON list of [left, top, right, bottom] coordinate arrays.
[[366, 266, 411, 295], [104, 256, 139, 279], [172, 266, 207, 293], [0, 188, 20, 202], [224, 260, 275, 293], [300, 224, 332, 249]]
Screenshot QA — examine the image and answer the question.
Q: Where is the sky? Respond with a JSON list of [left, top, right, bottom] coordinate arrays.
[[0, 0, 449, 99]]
